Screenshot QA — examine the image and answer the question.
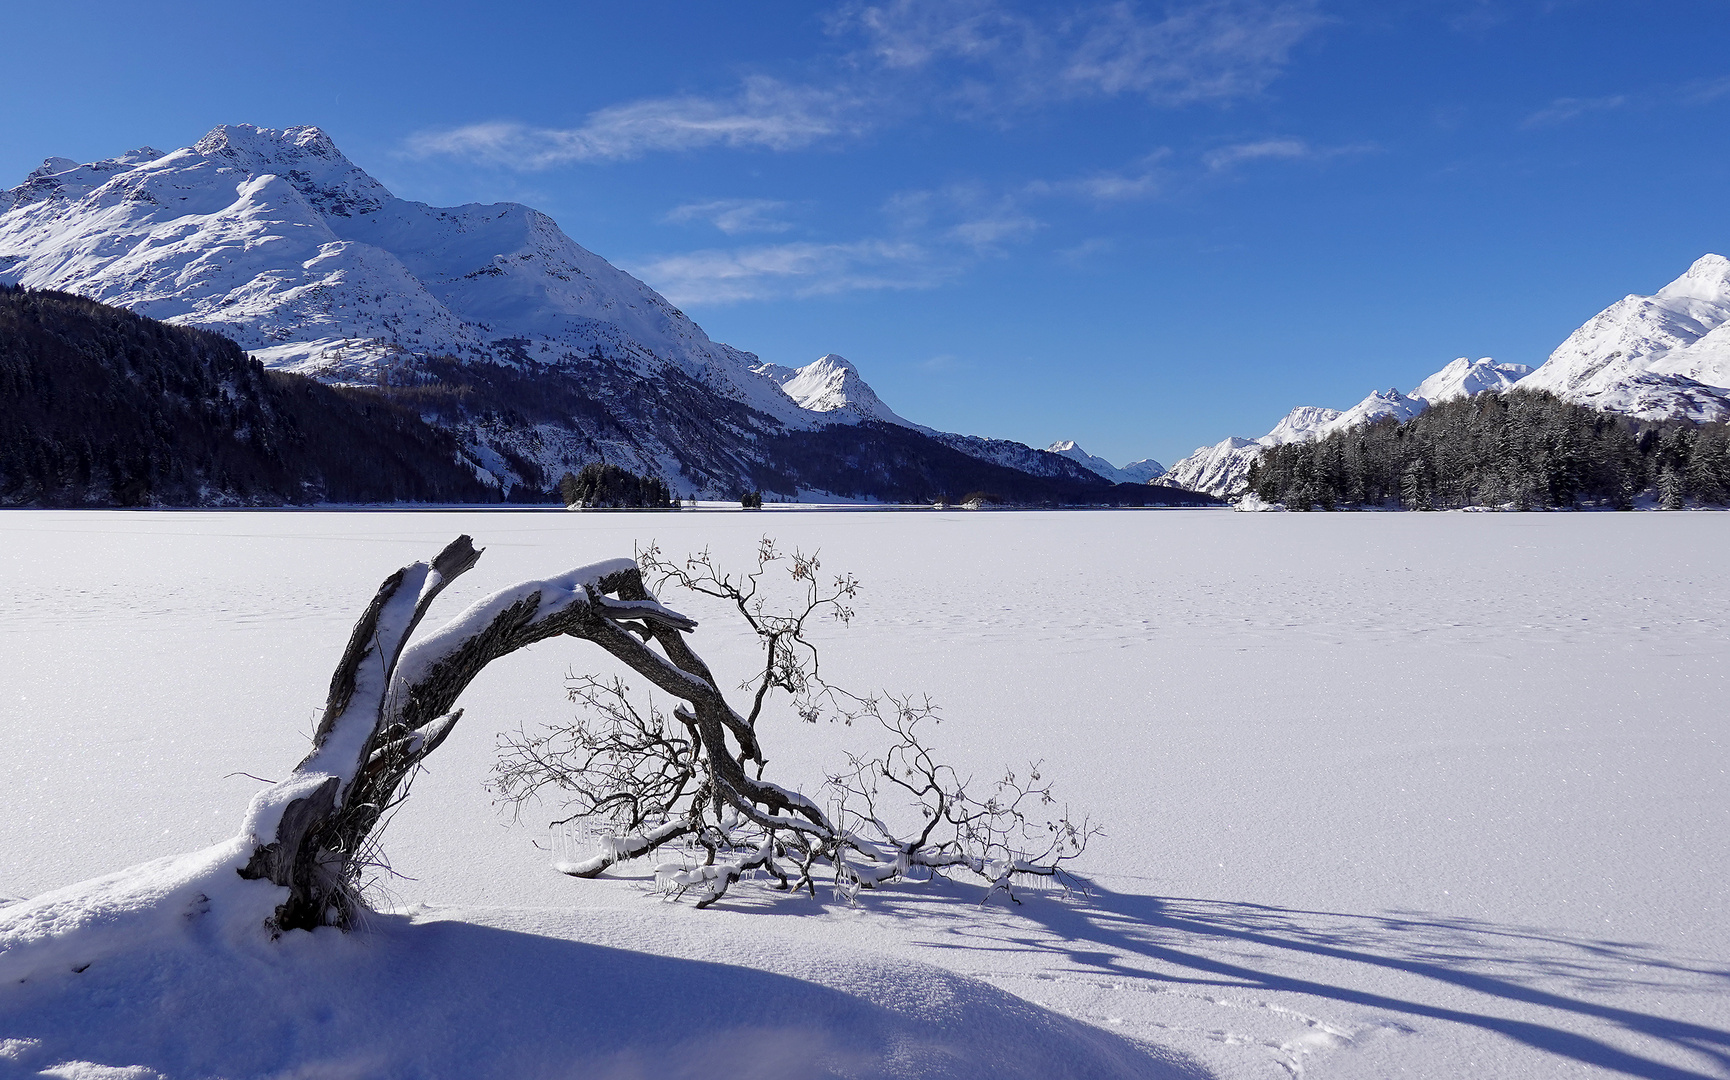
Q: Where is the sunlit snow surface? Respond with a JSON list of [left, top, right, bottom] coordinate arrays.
[[1, 510, 1727, 1079]]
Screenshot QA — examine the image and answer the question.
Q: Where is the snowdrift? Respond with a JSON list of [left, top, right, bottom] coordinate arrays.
[[0, 830, 1179, 1080]]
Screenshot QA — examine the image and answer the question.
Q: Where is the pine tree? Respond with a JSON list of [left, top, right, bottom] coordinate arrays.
[[1658, 464, 1686, 510]]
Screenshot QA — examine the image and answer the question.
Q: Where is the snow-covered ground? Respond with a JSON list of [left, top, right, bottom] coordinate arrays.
[[2, 510, 1726, 1079]]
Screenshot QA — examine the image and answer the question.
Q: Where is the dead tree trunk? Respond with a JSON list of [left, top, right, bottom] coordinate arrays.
[[236, 534, 707, 931]]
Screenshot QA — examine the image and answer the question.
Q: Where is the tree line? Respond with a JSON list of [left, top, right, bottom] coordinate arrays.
[[0, 286, 509, 506], [1247, 388, 1730, 510]]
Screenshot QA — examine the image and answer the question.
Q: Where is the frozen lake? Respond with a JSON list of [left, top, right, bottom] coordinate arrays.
[[2, 508, 1726, 1079]]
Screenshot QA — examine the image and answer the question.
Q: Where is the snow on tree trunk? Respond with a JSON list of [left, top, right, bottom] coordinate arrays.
[[234, 534, 698, 931]]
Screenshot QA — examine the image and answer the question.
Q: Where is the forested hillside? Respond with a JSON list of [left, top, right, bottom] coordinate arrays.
[[1247, 388, 1730, 510], [0, 287, 503, 506]]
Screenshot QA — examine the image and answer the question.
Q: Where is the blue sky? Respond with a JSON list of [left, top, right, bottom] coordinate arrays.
[[5, 0, 1730, 467]]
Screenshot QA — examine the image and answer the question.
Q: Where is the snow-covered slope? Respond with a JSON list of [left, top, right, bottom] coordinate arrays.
[[1045, 441, 1162, 485], [1259, 405, 1341, 446], [1155, 436, 1260, 496], [1118, 458, 1166, 483], [5, 512, 1727, 1080], [1413, 357, 1532, 403], [0, 125, 822, 426], [0, 125, 1094, 499], [1517, 254, 1730, 420], [1157, 404, 1343, 497], [1318, 388, 1427, 438], [757, 353, 915, 427]]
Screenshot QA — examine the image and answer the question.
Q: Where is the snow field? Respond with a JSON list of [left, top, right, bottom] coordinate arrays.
[[1, 509, 1727, 1079]]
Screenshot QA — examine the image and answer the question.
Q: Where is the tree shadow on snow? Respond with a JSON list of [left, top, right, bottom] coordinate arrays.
[[864, 881, 1730, 1080]]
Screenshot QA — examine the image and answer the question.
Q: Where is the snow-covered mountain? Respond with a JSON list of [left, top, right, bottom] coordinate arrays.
[[1159, 361, 1525, 497], [1413, 357, 1532, 403], [1156, 437, 1261, 496], [1118, 458, 1166, 483], [1045, 441, 1163, 485], [0, 126, 815, 425], [756, 353, 915, 427], [1317, 388, 1427, 438], [1260, 405, 1341, 446], [1516, 254, 1730, 421], [0, 125, 1102, 499]]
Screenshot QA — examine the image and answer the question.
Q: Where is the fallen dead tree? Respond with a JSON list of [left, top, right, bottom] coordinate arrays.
[[237, 535, 1091, 932]]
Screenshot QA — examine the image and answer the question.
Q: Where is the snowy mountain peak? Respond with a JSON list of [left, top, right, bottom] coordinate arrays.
[[1517, 252, 1730, 420], [754, 353, 913, 428], [1044, 441, 1159, 485], [1654, 252, 1730, 304], [1412, 357, 1532, 404], [1156, 436, 1260, 496], [1259, 405, 1341, 447], [0, 124, 833, 421], [1317, 388, 1426, 438], [25, 157, 79, 181], [191, 123, 391, 218]]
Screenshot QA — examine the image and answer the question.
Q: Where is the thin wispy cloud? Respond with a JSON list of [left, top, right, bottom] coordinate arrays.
[[632, 135, 1352, 305], [1056, 236, 1116, 267], [1061, 0, 1325, 105], [638, 181, 1048, 305], [1680, 75, 1730, 105], [838, 0, 1323, 107], [663, 198, 795, 235], [406, 77, 865, 167], [412, 1, 1325, 168], [1027, 153, 1168, 201], [888, 184, 1045, 251], [1521, 94, 1627, 128], [626, 239, 936, 305], [1202, 136, 1371, 171]]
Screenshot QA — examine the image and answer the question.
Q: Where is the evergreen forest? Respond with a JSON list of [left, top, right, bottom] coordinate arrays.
[[1247, 389, 1730, 510], [0, 286, 503, 506], [557, 463, 677, 509]]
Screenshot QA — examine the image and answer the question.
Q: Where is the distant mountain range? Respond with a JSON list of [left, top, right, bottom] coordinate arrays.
[[1044, 441, 1164, 485], [0, 124, 1149, 504], [1156, 256, 1730, 496]]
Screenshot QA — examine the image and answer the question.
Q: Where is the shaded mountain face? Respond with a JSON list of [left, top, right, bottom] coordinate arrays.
[[0, 286, 503, 507], [0, 125, 1102, 500]]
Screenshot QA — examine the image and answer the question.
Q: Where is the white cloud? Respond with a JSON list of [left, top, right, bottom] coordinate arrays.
[[412, 2, 1325, 170], [1682, 75, 1730, 105], [407, 77, 864, 167], [839, 0, 1042, 70], [886, 183, 1044, 251], [947, 210, 1042, 248], [1056, 236, 1116, 266], [1062, 0, 1324, 104], [662, 198, 795, 235], [626, 239, 937, 305], [1520, 94, 1628, 129], [630, 179, 1050, 305], [1026, 153, 1168, 201], [839, 0, 1323, 108], [1202, 136, 1371, 171]]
